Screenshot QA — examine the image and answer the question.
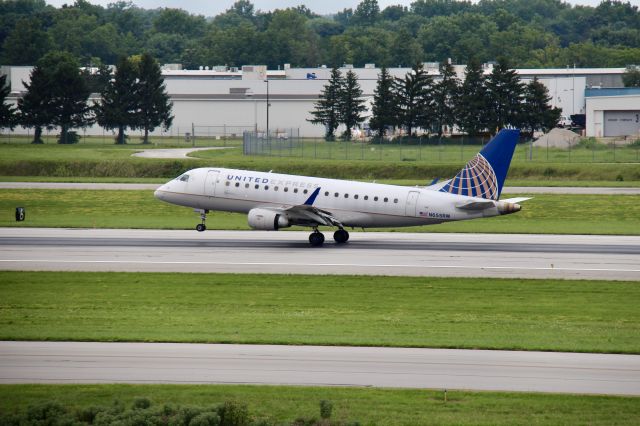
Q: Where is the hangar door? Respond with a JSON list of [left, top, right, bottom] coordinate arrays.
[[603, 111, 640, 137]]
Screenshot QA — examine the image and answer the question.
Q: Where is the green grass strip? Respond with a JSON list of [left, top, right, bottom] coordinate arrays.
[[1, 189, 639, 235], [1, 272, 638, 353], [0, 384, 638, 425]]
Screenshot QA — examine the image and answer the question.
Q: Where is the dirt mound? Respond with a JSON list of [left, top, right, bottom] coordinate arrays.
[[533, 128, 581, 148]]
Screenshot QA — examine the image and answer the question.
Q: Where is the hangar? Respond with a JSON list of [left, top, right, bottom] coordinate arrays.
[[584, 88, 640, 138], [0, 63, 635, 139]]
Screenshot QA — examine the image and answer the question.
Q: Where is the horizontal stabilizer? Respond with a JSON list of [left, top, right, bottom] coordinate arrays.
[[500, 197, 532, 204], [455, 200, 496, 210]]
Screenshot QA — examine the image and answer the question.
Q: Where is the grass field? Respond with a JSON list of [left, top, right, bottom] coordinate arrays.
[[1, 272, 638, 353], [0, 189, 638, 235], [2, 138, 640, 182], [1, 384, 638, 425]]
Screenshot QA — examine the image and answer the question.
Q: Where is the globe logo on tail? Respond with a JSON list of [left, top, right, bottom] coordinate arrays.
[[439, 153, 498, 200]]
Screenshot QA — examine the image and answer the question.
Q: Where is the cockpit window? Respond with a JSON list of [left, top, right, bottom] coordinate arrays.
[[178, 174, 190, 182]]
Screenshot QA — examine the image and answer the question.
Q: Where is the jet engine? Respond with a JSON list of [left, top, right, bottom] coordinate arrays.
[[247, 208, 290, 230]]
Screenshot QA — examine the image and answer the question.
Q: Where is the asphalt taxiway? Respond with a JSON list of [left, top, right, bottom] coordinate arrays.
[[1, 341, 638, 395], [1, 228, 638, 280]]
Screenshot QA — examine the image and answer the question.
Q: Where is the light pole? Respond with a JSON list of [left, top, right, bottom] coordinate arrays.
[[264, 79, 270, 140], [245, 90, 257, 134]]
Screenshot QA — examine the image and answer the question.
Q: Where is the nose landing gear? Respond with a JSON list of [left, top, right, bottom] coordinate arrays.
[[195, 209, 208, 232]]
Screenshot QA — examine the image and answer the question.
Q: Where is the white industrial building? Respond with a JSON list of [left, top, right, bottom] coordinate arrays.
[[1, 63, 636, 139]]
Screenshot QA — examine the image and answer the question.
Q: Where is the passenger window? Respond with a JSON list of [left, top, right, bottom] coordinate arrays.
[[265, 185, 269, 190], [334, 192, 339, 197], [284, 187, 288, 192], [324, 191, 329, 196], [294, 188, 299, 193], [303, 189, 308, 194], [384, 197, 388, 202], [344, 194, 349, 198], [374, 196, 378, 201], [364, 195, 369, 200], [274, 186, 279, 191], [235, 182, 240, 187], [225, 181, 230, 186], [354, 195, 359, 200], [245, 183, 249, 188], [255, 184, 259, 189], [394, 198, 398, 203]]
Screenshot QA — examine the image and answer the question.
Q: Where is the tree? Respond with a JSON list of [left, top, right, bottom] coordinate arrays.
[[393, 63, 432, 137], [0, 74, 15, 129], [1, 17, 52, 65], [622, 66, 640, 87], [369, 67, 396, 138], [95, 56, 139, 145], [432, 62, 459, 137], [47, 52, 93, 143], [137, 52, 173, 144], [520, 77, 561, 138], [339, 70, 367, 140], [18, 65, 52, 144], [308, 67, 344, 140], [456, 58, 489, 136], [18, 51, 92, 144], [485, 57, 524, 133], [351, 0, 380, 26]]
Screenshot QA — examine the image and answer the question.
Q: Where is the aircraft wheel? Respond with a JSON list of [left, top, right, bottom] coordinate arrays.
[[196, 223, 206, 232], [333, 229, 349, 244], [309, 232, 325, 247]]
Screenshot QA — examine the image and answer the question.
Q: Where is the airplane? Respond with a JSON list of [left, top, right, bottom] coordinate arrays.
[[154, 128, 530, 246]]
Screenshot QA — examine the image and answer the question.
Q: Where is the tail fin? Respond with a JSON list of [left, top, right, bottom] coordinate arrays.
[[439, 129, 520, 200]]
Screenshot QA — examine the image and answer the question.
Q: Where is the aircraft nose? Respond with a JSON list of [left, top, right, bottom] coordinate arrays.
[[154, 184, 167, 200]]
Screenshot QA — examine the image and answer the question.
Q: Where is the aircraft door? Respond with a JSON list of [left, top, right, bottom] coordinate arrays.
[[204, 170, 220, 197], [405, 191, 420, 216]]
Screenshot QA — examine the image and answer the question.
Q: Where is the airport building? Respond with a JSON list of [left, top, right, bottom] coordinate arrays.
[[1, 63, 638, 139]]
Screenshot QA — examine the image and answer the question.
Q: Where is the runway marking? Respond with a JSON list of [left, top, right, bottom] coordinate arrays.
[[1, 259, 639, 274]]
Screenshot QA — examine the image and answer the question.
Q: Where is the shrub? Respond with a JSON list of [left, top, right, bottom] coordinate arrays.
[[58, 131, 81, 144], [132, 397, 152, 410], [189, 412, 221, 426], [218, 401, 249, 426], [319, 400, 332, 420], [76, 405, 104, 423]]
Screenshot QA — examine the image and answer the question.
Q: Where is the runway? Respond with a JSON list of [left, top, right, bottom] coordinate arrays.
[[2, 182, 639, 194], [1, 228, 639, 280], [1, 341, 639, 395]]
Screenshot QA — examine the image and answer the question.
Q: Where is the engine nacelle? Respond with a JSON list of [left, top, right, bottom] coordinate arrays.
[[247, 208, 290, 230]]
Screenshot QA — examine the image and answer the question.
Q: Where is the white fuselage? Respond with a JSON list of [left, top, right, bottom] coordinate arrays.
[[155, 167, 504, 228]]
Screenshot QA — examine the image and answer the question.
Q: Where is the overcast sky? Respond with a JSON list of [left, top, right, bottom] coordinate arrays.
[[45, 0, 621, 17]]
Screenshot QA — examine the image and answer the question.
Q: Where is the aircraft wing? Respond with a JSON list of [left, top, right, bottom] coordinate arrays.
[[260, 187, 343, 227]]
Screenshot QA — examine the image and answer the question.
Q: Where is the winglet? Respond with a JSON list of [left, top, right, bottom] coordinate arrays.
[[304, 187, 321, 205]]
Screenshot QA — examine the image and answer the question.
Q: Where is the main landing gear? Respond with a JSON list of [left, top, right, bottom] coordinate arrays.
[[308, 228, 350, 246], [195, 209, 208, 232], [333, 228, 349, 244]]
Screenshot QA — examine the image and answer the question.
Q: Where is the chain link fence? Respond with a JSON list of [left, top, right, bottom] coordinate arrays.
[[242, 133, 640, 163], [0, 124, 254, 146]]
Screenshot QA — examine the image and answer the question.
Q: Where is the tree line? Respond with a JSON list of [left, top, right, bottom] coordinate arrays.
[[309, 58, 560, 141], [0, 0, 639, 69], [0, 51, 173, 144]]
